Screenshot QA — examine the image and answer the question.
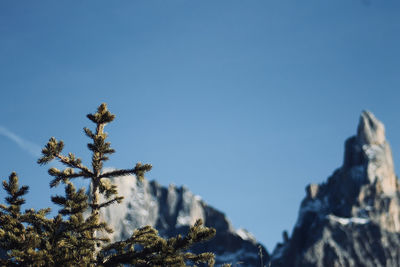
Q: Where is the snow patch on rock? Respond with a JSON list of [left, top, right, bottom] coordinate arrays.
[[327, 214, 370, 225]]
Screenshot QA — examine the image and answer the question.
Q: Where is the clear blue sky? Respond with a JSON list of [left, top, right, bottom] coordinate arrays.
[[0, 0, 399, 251]]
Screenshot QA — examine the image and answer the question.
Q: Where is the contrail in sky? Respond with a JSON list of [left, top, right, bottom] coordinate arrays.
[[0, 125, 89, 188], [0, 125, 42, 157]]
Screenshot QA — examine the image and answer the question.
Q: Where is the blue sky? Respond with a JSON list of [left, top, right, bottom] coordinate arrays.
[[0, 0, 399, 251]]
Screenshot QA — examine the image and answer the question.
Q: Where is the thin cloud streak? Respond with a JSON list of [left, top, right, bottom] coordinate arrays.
[[0, 125, 89, 189], [0, 125, 41, 157]]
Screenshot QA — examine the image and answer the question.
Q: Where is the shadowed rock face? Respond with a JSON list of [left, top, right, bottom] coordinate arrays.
[[271, 111, 400, 267], [98, 175, 269, 266]]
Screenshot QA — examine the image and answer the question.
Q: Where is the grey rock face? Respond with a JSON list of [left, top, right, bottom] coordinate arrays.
[[98, 175, 269, 266], [271, 111, 400, 267], [357, 111, 386, 145]]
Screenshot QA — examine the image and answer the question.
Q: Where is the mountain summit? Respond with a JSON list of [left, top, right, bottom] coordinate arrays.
[[98, 175, 269, 266], [271, 111, 400, 267]]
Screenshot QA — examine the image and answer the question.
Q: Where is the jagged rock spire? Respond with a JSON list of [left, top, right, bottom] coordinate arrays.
[[357, 110, 386, 145], [343, 111, 396, 195], [271, 111, 400, 267]]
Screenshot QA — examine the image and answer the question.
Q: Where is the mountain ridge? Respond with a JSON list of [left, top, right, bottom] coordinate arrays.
[[271, 111, 400, 267], [98, 174, 269, 266]]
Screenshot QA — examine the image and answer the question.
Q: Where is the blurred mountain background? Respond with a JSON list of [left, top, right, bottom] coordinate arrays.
[[0, 1, 399, 253]]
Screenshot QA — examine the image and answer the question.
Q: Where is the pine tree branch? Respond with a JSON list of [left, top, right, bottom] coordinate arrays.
[[98, 163, 152, 180], [55, 154, 93, 177], [91, 196, 124, 210], [49, 171, 90, 188]]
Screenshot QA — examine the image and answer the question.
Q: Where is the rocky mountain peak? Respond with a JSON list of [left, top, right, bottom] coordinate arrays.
[[271, 111, 400, 267], [97, 175, 268, 266], [343, 111, 397, 196], [357, 110, 386, 146]]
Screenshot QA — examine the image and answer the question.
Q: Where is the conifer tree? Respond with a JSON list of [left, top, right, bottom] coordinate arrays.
[[0, 172, 53, 265], [0, 103, 217, 266]]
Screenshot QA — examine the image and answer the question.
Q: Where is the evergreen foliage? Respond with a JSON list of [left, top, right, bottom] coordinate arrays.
[[0, 103, 217, 266]]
